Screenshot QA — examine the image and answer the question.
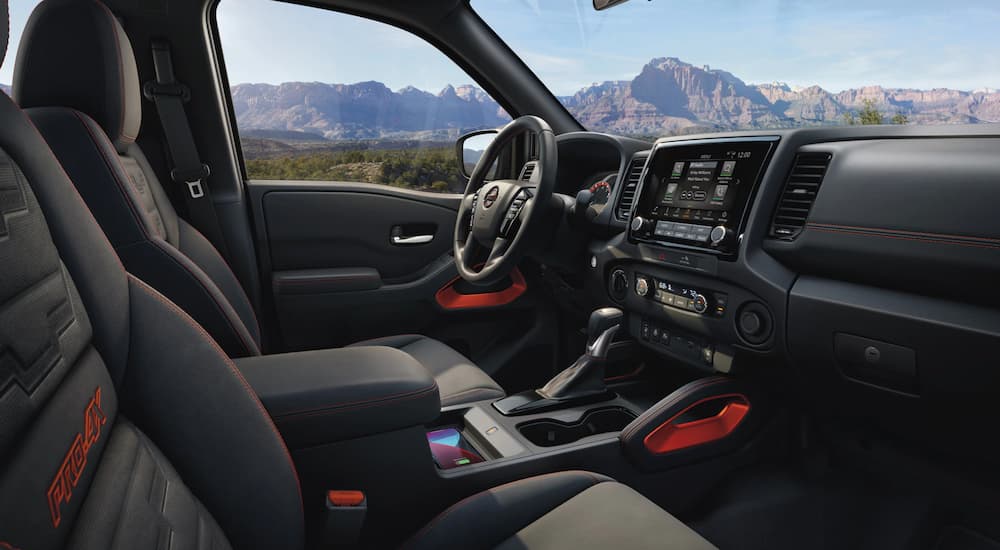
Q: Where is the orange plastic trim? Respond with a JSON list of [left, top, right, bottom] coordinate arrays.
[[643, 393, 750, 455], [435, 268, 527, 310], [327, 490, 365, 507]]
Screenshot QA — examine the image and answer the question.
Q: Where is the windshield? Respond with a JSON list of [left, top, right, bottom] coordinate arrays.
[[473, 0, 1000, 137]]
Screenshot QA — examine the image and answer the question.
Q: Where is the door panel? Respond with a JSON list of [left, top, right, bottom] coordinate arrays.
[[264, 189, 456, 281], [248, 182, 549, 383]]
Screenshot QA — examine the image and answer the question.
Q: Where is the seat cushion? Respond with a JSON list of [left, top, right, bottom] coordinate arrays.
[[347, 334, 504, 407], [405, 470, 717, 550]]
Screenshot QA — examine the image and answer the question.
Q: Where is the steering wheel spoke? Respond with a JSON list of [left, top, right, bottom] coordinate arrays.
[[452, 116, 555, 284]]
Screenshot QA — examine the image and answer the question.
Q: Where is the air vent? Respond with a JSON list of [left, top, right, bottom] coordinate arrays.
[[519, 161, 537, 181], [616, 153, 648, 220], [770, 152, 832, 239]]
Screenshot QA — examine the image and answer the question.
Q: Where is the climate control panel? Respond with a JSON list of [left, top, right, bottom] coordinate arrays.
[[633, 273, 727, 318]]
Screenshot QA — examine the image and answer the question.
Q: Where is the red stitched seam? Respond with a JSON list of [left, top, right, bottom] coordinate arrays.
[[93, 0, 136, 143], [71, 111, 149, 238], [127, 274, 304, 514], [182, 226, 263, 337], [22, 111, 127, 273], [807, 222, 1000, 244], [148, 239, 259, 355], [808, 226, 1000, 250], [274, 385, 438, 419]]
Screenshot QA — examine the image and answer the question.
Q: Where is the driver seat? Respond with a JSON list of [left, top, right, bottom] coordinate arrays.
[[12, 0, 504, 407]]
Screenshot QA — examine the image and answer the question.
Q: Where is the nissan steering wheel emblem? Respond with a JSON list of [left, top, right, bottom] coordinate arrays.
[[483, 185, 500, 208]]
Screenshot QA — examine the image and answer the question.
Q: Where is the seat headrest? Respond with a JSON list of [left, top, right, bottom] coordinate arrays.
[[1, 0, 8, 67], [14, 0, 141, 153]]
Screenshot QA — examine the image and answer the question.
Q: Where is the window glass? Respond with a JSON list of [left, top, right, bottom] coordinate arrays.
[[1, 0, 45, 96], [473, 0, 1000, 138], [217, 0, 509, 192]]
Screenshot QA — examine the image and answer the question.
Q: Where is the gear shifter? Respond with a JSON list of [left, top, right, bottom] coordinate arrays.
[[493, 307, 623, 415]]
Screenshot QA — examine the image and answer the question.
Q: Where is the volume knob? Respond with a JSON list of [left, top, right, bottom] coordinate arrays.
[[630, 216, 647, 233], [709, 225, 729, 245], [635, 276, 650, 297]]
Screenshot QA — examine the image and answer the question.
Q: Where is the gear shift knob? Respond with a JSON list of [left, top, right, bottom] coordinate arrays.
[[588, 307, 624, 345]]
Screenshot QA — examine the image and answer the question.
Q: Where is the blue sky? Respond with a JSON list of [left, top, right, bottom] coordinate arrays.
[[5, 0, 1000, 96]]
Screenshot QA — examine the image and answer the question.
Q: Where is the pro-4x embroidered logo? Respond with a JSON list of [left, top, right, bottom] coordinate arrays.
[[47, 387, 107, 527]]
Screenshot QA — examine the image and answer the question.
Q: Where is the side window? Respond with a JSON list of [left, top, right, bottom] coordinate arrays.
[[1, 0, 45, 97], [216, 0, 509, 193]]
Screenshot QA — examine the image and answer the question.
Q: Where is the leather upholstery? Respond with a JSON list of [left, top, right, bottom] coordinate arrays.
[[348, 334, 505, 406], [0, 62, 303, 550], [14, 1, 503, 407], [14, 0, 141, 153], [405, 471, 717, 550], [236, 347, 441, 448]]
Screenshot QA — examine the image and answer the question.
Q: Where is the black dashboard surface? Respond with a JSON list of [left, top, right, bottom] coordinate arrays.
[[572, 123, 1000, 454]]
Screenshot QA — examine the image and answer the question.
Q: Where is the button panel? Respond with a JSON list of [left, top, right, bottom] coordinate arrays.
[[636, 273, 727, 317], [640, 318, 713, 367]]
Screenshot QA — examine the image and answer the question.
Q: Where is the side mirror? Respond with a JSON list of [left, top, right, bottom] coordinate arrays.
[[456, 130, 499, 180], [593, 0, 631, 10]]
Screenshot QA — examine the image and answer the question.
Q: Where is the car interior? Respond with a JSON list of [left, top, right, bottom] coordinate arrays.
[[1, 0, 999, 548]]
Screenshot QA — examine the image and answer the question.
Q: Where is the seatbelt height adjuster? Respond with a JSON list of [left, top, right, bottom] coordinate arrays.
[[170, 164, 211, 199]]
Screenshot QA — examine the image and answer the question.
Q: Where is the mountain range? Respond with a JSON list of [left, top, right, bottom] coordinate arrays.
[[228, 58, 1000, 140], [7, 56, 999, 139]]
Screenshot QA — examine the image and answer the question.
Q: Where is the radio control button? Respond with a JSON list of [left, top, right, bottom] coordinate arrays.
[[692, 294, 708, 314]]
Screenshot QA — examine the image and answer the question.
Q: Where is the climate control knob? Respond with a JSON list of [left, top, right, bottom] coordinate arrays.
[[709, 225, 729, 245], [635, 276, 650, 297], [692, 293, 708, 313], [630, 216, 648, 233]]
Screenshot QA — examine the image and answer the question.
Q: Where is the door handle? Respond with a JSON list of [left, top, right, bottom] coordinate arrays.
[[391, 234, 434, 245]]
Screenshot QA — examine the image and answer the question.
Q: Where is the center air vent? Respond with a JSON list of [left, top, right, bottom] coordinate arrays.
[[616, 153, 648, 220], [770, 152, 832, 239], [519, 161, 537, 181]]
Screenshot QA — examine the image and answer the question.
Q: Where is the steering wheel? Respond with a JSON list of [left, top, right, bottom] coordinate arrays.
[[454, 116, 557, 285]]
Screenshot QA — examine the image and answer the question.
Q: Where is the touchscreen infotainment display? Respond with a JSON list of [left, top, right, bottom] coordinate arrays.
[[631, 138, 776, 257]]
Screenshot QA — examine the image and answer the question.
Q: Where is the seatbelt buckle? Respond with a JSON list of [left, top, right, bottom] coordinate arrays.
[[323, 490, 367, 548], [170, 164, 211, 198]]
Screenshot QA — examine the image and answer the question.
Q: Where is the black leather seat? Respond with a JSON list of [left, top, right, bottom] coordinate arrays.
[[0, 2, 716, 548], [11, 0, 503, 407]]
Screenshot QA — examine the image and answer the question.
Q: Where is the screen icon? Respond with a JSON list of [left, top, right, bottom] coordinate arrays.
[[671, 162, 685, 178], [720, 161, 736, 178], [713, 184, 729, 200]]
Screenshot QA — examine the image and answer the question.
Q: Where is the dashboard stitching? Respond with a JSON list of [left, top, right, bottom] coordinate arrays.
[[808, 223, 1000, 243], [806, 224, 1000, 250]]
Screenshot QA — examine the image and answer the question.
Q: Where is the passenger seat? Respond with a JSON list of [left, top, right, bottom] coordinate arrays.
[[12, 0, 504, 407]]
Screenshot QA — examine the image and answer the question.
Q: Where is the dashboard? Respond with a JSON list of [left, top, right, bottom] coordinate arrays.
[[554, 124, 1000, 453]]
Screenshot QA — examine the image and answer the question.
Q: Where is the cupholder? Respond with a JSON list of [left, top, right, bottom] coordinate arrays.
[[518, 407, 637, 447]]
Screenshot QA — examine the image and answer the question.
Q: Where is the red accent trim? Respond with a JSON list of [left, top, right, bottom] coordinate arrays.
[[327, 490, 365, 507], [643, 393, 750, 455], [435, 268, 527, 310], [605, 363, 646, 383]]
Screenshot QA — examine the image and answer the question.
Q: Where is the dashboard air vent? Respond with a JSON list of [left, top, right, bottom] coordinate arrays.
[[519, 161, 537, 181], [616, 153, 648, 220], [770, 152, 832, 239]]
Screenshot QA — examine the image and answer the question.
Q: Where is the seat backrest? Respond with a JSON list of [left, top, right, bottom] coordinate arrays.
[[0, 2, 303, 547], [13, 0, 262, 357]]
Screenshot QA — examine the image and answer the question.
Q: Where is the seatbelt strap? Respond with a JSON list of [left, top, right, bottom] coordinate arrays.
[[143, 39, 230, 256]]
